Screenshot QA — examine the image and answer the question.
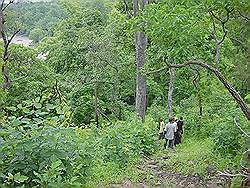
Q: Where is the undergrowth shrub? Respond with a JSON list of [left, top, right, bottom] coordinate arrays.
[[161, 138, 241, 176], [147, 103, 167, 122], [84, 116, 158, 185], [0, 116, 159, 187], [213, 122, 243, 156], [0, 125, 92, 187], [98, 117, 158, 164]]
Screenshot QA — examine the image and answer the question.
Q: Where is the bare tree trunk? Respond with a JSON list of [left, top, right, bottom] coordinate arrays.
[[123, 0, 132, 18], [170, 61, 250, 120], [133, 0, 138, 17], [215, 43, 221, 68], [135, 32, 147, 121], [168, 68, 175, 118], [195, 81, 203, 117], [0, 3, 20, 89], [134, 0, 148, 122], [0, 10, 11, 89], [191, 68, 203, 116]]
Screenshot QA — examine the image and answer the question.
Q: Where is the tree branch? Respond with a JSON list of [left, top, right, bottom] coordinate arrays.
[[209, 10, 223, 22], [219, 7, 233, 45], [7, 29, 20, 46], [98, 108, 111, 122], [0, 0, 5, 10], [0, 0, 19, 89], [209, 8, 233, 68], [190, 66, 200, 90], [145, 64, 168, 75], [237, 10, 249, 21], [123, 0, 132, 18], [133, 0, 139, 17], [234, 117, 250, 138], [12, 73, 31, 82], [218, 170, 249, 178], [146, 60, 250, 120], [2, 0, 14, 11], [230, 37, 246, 48]]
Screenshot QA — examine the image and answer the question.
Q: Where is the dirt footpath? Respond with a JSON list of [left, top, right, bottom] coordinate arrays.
[[108, 155, 228, 188]]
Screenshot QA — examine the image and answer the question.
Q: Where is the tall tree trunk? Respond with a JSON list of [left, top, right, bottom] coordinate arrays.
[[135, 32, 147, 121], [0, 10, 11, 89], [0, 5, 20, 89], [133, 0, 138, 17], [168, 68, 175, 118], [192, 69, 203, 116], [2, 63, 11, 89], [215, 43, 221, 68], [171, 61, 250, 120], [134, 0, 148, 122], [195, 81, 203, 117]]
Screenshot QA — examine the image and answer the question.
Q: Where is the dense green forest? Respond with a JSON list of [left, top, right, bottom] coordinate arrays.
[[0, 0, 249, 187]]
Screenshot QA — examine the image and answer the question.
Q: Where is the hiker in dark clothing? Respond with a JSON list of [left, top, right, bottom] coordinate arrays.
[[175, 117, 184, 145]]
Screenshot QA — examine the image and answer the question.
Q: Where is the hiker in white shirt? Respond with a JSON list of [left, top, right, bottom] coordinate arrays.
[[158, 118, 165, 140], [164, 117, 177, 149]]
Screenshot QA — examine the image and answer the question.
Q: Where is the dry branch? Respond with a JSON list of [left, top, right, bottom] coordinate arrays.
[[234, 118, 250, 138], [218, 170, 249, 179], [145, 60, 250, 120]]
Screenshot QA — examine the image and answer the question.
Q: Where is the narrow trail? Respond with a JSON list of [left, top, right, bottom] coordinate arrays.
[[137, 155, 225, 188], [109, 154, 227, 188]]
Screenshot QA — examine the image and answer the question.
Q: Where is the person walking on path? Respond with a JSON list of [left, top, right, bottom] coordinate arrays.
[[173, 117, 179, 146], [164, 117, 177, 149], [176, 117, 184, 144], [158, 118, 165, 140]]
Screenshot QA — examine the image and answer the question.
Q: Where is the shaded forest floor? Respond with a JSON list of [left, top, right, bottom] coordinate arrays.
[[135, 156, 225, 187], [108, 157, 226, 188], [108, 138, 233, 188]]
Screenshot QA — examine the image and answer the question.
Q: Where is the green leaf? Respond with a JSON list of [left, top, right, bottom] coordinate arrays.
[[51, 116, 59, 121], [245, 94, 250, 100], [6, 106, 17, 111], [33, 118, 43, 124], [46, 103, 56, 110], [23, 99, 33, 105], [7, 173, 14, 181], [37, 111, 48, 116], [35, 97, 40, 102], [0, 130, 9, 137], [56, 107, 64, 115], [12, 119, 22, 126], [51, 160, 62, 169], [23, 108, 30, 114], [34, 102, 42, 109], [21, 118, 30, 124], [14, 172, 29, 183], [17, 104, 23, 109]]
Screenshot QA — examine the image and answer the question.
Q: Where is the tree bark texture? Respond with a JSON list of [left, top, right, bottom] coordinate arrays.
[[0, 4, 20, 89], [191, 68, 203, 116], [167, 68, 175, 118], [134, 0, 148, 121], [135, 31, 147, 121], [170, 61, 250, 120], [215, 43, 221, 68], [133, 0, 138, 17], [0, 10, 11, 89]]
